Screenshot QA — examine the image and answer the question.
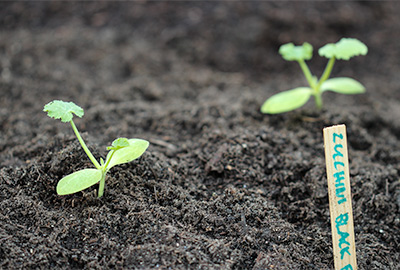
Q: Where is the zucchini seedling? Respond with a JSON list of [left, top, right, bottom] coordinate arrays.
[[261, 38, 368, 114], [44, 100, 149, 198]]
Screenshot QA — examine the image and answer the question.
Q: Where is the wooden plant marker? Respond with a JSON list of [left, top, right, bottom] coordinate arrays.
[[323, 124, 357, 270]]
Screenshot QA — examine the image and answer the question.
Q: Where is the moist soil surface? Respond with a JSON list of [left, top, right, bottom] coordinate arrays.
[[1, 2, 399, 269]]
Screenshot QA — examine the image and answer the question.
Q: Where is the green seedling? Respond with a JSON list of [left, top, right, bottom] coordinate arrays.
[[261, 38, 368, 114], [43, 100, 149, 198]]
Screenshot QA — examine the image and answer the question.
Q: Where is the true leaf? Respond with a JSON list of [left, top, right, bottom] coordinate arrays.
[[279, 42, 313, 61], [318, 38, 368, 60], [57, 168, 103, 195], [321, 77, 365, 94], [105, 138, 149, 170], [261, 87, 312, 114], [44, 100, 84, 122], [107, 138, 130, 151]]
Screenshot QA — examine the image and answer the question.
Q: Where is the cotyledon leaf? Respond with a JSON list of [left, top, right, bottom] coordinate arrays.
[[321, 77, 366, 94], [57, 168, 103, 195], [261, 87, 312, 114], [105, 138, 149, 171]]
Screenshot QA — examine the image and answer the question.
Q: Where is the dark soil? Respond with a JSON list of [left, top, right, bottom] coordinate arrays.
[[1, 2, 399, 269]]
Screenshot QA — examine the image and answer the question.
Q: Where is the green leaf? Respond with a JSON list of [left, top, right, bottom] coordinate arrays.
[[279, 42, 313, 61], [318, 38, 368, 60], [261, 87, 312, 114], [44, 100, 84, 123], [321, 77, 366, 94], [57, 168, 103, 195], [107, 138, 130, 151], [105, 138, 149, 170]]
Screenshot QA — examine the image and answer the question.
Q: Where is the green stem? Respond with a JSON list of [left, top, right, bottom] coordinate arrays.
[[70, 120, 101, 169], [314, 92, 323, 110], [314, 57, 335, 110], [98, 173, 106, 198], [298, 59, 324, 110], [103, 150, 116, 171], [317, 57, 336, 88], [298, 59, 316, 89]]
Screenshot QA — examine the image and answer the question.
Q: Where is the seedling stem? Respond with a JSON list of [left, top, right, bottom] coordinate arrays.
[[70, 119, 101, 169]]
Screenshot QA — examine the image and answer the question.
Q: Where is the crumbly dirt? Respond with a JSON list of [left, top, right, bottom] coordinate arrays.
[[0, 2, 399, 269]]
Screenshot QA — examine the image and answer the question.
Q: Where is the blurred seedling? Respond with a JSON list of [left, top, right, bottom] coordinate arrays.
[[261, 38, 368, 114], [43, 100, 149, 198]]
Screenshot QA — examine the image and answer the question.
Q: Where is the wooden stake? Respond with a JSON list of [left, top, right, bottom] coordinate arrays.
[[323, 124, 357, 270]]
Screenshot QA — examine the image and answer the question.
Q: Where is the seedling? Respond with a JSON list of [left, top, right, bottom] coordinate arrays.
[[43, 100, 149, 198], [261, 38, 368, 114]]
